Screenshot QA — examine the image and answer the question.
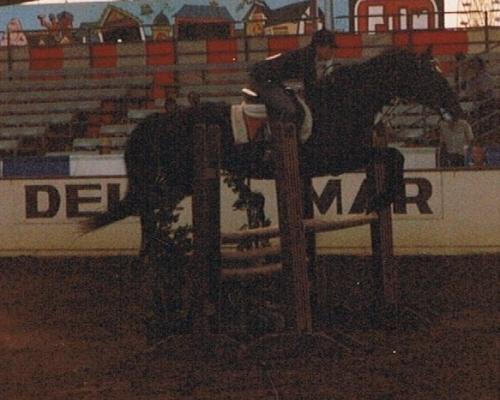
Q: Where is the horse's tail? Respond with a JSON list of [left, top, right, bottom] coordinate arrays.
[[80, 191, 138, 233], [80, 112, 166, 235]]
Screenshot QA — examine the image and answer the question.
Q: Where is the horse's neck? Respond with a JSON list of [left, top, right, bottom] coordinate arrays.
[[365, 54, 407, 104]]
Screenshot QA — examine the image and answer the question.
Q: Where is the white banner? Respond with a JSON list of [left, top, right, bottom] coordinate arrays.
[[0, 170, 498, 256]]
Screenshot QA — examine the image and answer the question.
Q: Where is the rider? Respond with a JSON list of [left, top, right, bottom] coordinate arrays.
[[248, 28, 338, 121]]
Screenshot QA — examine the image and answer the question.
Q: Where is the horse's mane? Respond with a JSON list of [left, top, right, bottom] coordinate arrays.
[[363, 46, 417, 68], [375, 46, 415, 58], [331, 46, 417, 83]]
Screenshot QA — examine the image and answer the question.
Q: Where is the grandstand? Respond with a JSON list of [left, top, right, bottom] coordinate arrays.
[[0, 2, 499, 165], [1, 43, 498, 163], [0, 71, 152, 156]]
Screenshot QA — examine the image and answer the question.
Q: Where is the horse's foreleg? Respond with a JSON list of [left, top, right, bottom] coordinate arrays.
[[385, 147, 406, 207], [367, 148, 405, 213]]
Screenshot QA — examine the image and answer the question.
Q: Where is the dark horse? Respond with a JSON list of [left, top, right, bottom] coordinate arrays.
[[83, 47, 462, 252]]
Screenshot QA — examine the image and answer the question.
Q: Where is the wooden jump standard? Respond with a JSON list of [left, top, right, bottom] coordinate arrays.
[[190, 121, 397, 354], [191, 123, 223, 336]]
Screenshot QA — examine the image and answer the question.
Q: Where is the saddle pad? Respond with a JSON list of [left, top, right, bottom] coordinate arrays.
[[231, 97, 313, 145]]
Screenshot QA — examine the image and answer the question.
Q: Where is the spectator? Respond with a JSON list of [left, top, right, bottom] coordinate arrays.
[[469, 140, 488, 167], [453, 51, 467, 94], [72, 112, 90, 138], [57, 11, 74, 45], [487, 145, 500, 166], [164, 96, 179, 115], [464, 56, 495, 101], [38, 14, 60, 44], [438, 118, 473, 167], [463, 56, 497, 136], [0, 18, 28, 47], [187, 91, 201, 108]]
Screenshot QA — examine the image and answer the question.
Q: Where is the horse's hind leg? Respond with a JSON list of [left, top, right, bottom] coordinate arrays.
[[139, 207, 157, 259], [138, 182, 190, 259], [141, 182, 194, 338]]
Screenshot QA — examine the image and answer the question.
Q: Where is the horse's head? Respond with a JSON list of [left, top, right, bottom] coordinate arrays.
[[392, 47, 464, 121]]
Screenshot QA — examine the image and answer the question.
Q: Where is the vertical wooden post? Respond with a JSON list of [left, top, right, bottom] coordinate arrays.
[[310, 0, 318, 30], [303, 176, 328, 327], [271, 121, 312, 334], [484, 11, 490, 53], [192, 123, 221, 335], [369, 135, 398, 312], [302, 177, 317, 271]]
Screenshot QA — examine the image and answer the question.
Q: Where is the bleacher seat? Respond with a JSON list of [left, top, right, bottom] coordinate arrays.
[[72, 136, 128, 154], [401, 127, 426, 138], [380, 102, 441, 141], [72, 137, 101, 153], [382, 104, 425, 115], [0, 66, 156, 156], [0, 100, 100, 115], [390, 114, 426, 128], [0, 113, 73, 127], [0, 126, 46, 139], [176, 83, 243, 98], [0, 139, 19, 156], [127, 108, 161, 121], [424, 115, 441, 125], [0, 88, 128, 103], [487, 146, 500, 166], [0, 76, 153, 93], [99, 123, 137, 136], [205, 70, 249, 84], [108, 136, 128, 151]]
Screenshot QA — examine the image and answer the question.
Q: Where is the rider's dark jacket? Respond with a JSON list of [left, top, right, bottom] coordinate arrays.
[[248, 44, 323, 118]]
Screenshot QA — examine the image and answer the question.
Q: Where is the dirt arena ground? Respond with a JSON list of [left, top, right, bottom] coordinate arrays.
[[0, 255, 498, 400]]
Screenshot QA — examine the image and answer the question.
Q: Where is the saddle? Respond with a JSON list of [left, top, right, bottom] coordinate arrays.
[[231, 88, 313, 145]]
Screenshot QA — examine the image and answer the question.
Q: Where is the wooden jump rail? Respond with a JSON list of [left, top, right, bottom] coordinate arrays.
[[221, 262, 283, 280], [221, 214, 378, 244], [220, 245, 282, 261], [219, 214, 379, 281], [191, 123, 222, 336]]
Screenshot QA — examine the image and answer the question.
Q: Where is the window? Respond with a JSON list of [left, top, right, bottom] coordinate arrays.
[[413, 10, 429, 30], [177, 23, 230, 40], [102, 26, 142, 43], [399, 8, 408, 30], [368, 6, 384, 33]]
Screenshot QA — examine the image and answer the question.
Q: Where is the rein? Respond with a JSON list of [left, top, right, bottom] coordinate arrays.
[[374, 97, 402, 127]]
